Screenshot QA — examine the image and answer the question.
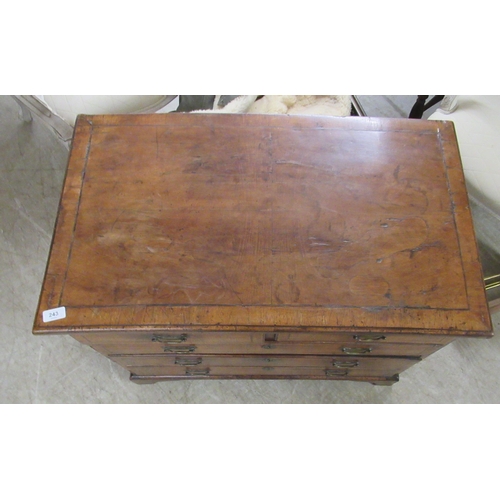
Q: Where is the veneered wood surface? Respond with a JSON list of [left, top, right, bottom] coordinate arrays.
[[72, 337, 442, 358], [126, 364, 416, 380], [108, 354, 419, 372], [34, 113, 492, 336], [71, 330, 452, 345]]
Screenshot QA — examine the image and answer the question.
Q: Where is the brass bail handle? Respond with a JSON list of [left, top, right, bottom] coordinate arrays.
[[325, 369, 348, 377], [342, 347, 372, 355], [152, 334, 188, 344], [333, 360, 359, 368], [163, 345, 196, 353], [175, 357, 202, 366], [186, 368, 210, 376], [353, 334, 386, 342]]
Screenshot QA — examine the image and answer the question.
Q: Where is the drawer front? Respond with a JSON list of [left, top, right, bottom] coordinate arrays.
[[72, 330, 452, 346], [84, 339, 442, 357], [121, 355, 419, 379], [111, 353, 418, 371]]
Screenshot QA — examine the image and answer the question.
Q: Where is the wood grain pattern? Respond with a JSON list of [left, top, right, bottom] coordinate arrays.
[[33, 113, 492, 383], [117, 355, 420, 379], [75, 338, 442, 358], [34, 113, 491, 334]]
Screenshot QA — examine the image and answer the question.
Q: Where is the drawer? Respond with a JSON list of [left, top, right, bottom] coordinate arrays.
[[72, 330, 452, 346], [120, 355, 419, 379], [84, 339, 443, 357], [111, 353, 418, 371]]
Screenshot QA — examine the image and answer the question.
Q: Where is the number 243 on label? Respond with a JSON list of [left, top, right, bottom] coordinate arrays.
[[42, 307, 66, 323]]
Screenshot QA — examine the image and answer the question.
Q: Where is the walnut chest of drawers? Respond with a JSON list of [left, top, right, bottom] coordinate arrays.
[[33, 112, 493, 385]]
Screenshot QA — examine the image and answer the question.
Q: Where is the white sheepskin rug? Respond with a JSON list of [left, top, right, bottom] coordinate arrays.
[[191, 95, 352, 117]]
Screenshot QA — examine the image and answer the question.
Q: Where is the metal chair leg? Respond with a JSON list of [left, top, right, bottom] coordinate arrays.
[[484, 274, 500, 291], [484, 274, 500, 313], [350, 96, 366, 117], [11, 95, 32, 122]]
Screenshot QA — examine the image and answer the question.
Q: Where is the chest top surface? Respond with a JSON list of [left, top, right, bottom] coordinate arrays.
[[33, 113, 492, 335]]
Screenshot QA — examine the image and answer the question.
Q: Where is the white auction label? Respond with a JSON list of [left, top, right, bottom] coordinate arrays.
[[42, 306, 67, 323]]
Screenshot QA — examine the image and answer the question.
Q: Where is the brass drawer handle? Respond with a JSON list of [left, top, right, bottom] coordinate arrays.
[[325, 369, 348, 377], [342, 347, 372, 355], [333, 360, 359, 368], [353, 334, 386, 342], [262, 344, 278, 349], [175, 357, 202, 366], [186, 368, 210, 376], [152, 334, 188, 344], [163, 345, 196, 353]]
